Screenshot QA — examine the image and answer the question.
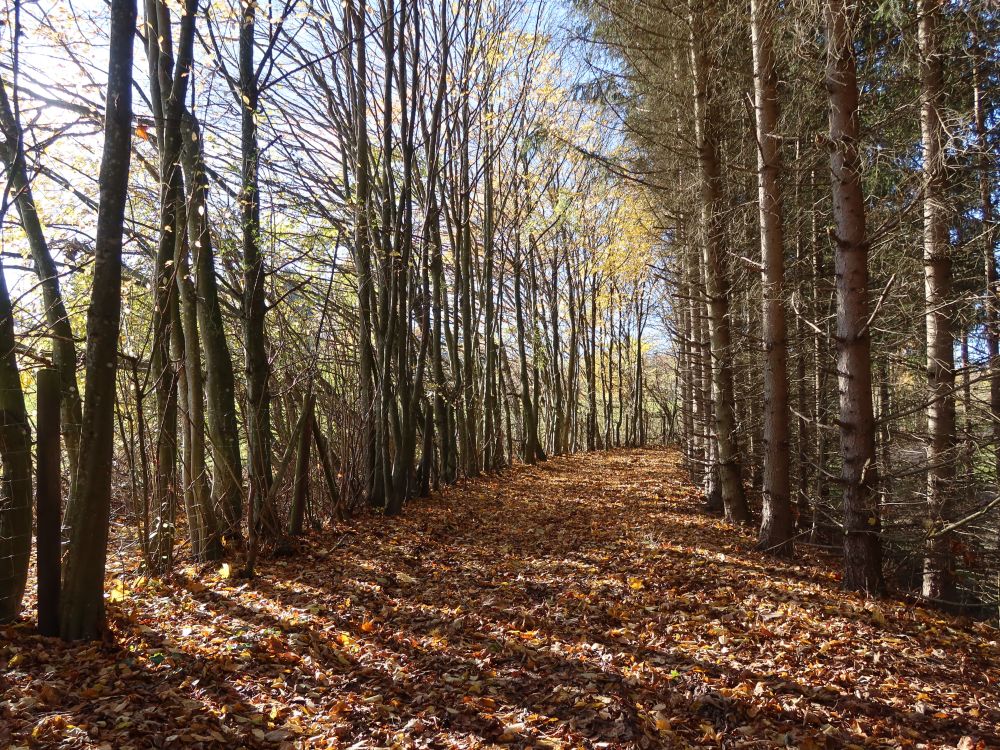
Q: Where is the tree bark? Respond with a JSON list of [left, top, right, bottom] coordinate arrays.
[[751, 0, 793, 554], [35, 368, 61, 635], [289, 391, 315, 535], [688, 0, 749, 524], [240, 0, 276, 538], [181, 108, 243, 541], [60, 0, 136, 639], [825, 0, 884, 594], [516, 240, 545, 463], [919, 0, 955, 602], [972, 30, 1000, 486], [0, 258, 33, 624]]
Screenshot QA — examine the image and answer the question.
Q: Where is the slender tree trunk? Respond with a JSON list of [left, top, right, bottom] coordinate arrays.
[[679, 253, 696, 471], [171, 296, 199, 558], [793, 140, 812, 529], [689, 0, 749, 523], [565, 257, 580, 453], [972, 30, 1000, 485], [459, 98, 479, 477], [515, 241, 545, 463], [825, 0, 884, 594], [632, 293, 645, 446], [483, 117, 500, 470], [181, 108, 243, 541], [289, 390, 315, 535], [878, 358, 893, 507], [176, 219, 222, 561], [352, 0, 379, 503], [550, 250, 565, 454], [430, 195, 456, 484], [0, 258, 33, 624], [528, 246, 547, 459], [585, 274, 601, 451], [312, 413, 342, 519], [698, 252, 721, 510], [751, 0, 792, 553], [144, 0, 183, 571], [148, 280, 178, 573], [35, 368, 61, 635], [0, 80, 82, 502], [919, 0, 955, 602], [811, 166, 831, 540], [960, 328, 974, 507], [60, 0, 136, 639], [240, 0, 276, 538]]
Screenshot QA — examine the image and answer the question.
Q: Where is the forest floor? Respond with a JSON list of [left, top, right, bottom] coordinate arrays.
[[2, 448, 999, 750]]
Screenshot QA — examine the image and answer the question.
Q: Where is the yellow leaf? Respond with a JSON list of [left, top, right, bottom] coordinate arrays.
[[218, 563, 231, 579], [628, 577, 645, 590], [108, 578, 126, 603]]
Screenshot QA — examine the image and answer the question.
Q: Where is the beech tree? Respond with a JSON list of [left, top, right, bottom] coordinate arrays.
[[59, 0, 137, 639]]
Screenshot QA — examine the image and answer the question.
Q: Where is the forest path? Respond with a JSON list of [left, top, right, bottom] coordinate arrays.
[[3, 448, 999, 749]]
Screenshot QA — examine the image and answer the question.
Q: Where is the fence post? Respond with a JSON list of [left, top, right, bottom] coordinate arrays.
[[36, 367, 61, 636]]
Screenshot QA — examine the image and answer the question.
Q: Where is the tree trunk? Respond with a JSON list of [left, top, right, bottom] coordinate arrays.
[[825, 0, 884, 594], [515, 241, 545, 463], [181, 108, 243, 541], [0, 80, 82, 502], [689, 0, 749, 524], [60, 0, 136, 639], [972, 30, 1000, 486], [176, 218, 222, 561], [143, 0, 187, 572], [312, 413, 342, 519], [0, 258, 33, 624], [240, 0, 276, 537], [351, 0, 379, 503], [35, 368, 61, 635], [289, 391, 315, 535], [919, 0, 955, 602], [751, 0, 793, 554]]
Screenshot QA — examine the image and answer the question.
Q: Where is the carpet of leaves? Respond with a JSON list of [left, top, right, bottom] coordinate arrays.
[[2, 448, 999, 749]]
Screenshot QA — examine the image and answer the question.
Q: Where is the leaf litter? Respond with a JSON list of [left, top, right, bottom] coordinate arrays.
[[1, 448, 998, 749]]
